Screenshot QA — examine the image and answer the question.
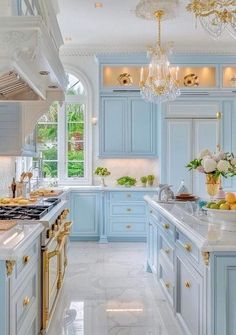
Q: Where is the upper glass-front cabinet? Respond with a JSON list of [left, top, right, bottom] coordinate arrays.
[[222, 66, 236, 88], [102, 65, 218, 90]]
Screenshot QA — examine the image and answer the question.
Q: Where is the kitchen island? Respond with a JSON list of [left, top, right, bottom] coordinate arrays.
[[0, 223, 43, 335], [144, 195, 236, 335]]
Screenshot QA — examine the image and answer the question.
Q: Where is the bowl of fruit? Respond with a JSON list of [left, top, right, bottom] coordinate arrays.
[[203, 192, 236, 231]]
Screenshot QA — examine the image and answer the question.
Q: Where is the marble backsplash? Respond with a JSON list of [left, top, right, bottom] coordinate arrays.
[[0, 157, 16, 196], [93, 159, 159, 186]]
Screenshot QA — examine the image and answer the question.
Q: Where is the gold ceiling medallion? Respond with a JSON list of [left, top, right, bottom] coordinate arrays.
[[184, 73, 199, 87], [135, 0, 180, 104], [6, 260, 16, 276], [186, 0, 236, 39], [118, 73, 133, 86]]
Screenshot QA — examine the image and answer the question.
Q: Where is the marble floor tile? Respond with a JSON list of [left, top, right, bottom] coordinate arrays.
[[47, 242, 182, 335]]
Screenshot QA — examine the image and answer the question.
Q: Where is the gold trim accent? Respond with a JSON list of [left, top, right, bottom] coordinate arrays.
[[184, 243, 192, 252], [6, 260, 16, 276], [202, 251, 210, 266], [184, 281, 191, 288], [23, 255, 30, 264], [23, 296, 30, 306]]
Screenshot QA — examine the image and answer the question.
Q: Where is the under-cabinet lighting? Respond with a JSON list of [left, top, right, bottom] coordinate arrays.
[[95, 2, 103, 8], [106, 308, 143, 312]]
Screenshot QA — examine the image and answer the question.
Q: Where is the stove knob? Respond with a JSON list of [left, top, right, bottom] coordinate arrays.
[[46, 229, 52, 239]]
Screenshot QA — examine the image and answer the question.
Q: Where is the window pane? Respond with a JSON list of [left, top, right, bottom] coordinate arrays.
[[67, 103, 85, 122], [66, 74, 85, 96], [41, 145, 58, 160], [42, 162, 58, 178], [37, 124, 57, 143], [38, 102, 59, 123], [68, 124, 84, 141], [68, 162, 84, 177], [68, 142, 84, 160]]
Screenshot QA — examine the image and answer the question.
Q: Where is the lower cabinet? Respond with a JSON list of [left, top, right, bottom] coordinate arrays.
[[176, 251, 203, 335], [70, 191, 100, 241], [0, 237, 41, 335]]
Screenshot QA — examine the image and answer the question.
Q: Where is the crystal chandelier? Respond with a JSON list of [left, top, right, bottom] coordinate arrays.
[[136, 1, 180, 104], [186, 0, 236, 39]]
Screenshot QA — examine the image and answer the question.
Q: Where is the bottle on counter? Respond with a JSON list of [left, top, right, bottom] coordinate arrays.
[[11, 178, 17, 198]]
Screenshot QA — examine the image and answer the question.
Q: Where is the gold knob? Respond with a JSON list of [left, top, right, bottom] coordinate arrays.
[[184, 243, 192, 252], [126, 224, 132, 229], [23, 256, 30, 264], [23, 297, 30, 307], [127, 208, 132, 212], [163, 223, 170, 230], [184, 281, 191, 288], [165, 282, 170, 289], [164, 249, 170, 254]]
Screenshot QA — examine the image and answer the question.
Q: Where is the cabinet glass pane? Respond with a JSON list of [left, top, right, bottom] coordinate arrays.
[[178, 66, 216, 88], [222, 67, 236, 88]]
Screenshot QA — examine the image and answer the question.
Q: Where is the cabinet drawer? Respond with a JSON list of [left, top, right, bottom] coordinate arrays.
[[110, 191, 152, 202], [159, 216, 175, 241], [159, 256, 175, 307], [176, 252, 203, 335], [12, 239, 39, 291], [159, 232, 174, 266], [11, 264, 38, 334], [110, 203, 146, 216], [109, 219, 146, 235], [176, 230, 199, 266]]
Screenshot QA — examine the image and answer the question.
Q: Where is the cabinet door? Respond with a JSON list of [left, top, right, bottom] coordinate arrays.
[[176, 252, 203, 335], [128, 97, 157, 156], [71, 192, 100, 239], [213, 255, 236, 335], [166, 119, 193, 193], [100, 97, 127, 157], [193, 119, 218, 197]]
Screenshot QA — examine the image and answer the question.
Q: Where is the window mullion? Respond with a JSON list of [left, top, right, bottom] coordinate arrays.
[[58, 103, 66, 180]]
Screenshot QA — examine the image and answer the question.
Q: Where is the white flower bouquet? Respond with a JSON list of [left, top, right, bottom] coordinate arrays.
[[186, 149, 236, 178]]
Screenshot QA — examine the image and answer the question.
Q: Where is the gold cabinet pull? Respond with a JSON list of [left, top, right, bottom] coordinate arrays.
[[126, 194, 131, 198], [150, 210, 153, 214], [23, 256, 30, 264], [164, 249, 170, 254], [165, 282, 170, 289], [126, 224, 132, 229], [126, 208, 132, 212], [23, 296, 30, 307], [184, 281, 191, 288], [163, 223, 170, 230], [184, 243, 192, 252]]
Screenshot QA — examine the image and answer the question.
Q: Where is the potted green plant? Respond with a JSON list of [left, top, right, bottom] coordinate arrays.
[[94, 167, 111, 187], [140, 176, 148, 187], [147, 175, 155, 186]]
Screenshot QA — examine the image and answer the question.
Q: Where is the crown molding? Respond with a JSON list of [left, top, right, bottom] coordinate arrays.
[[60, 44, 236, 57]]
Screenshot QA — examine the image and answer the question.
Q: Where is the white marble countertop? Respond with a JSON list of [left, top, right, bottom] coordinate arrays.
[[0, 223, 43, 260], [60, 185, 158, 192], [144, 196, 236, 253]]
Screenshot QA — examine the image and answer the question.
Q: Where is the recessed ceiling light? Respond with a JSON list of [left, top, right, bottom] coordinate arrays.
[[39, 71, 50, 76], [95, 2, 103, 8]]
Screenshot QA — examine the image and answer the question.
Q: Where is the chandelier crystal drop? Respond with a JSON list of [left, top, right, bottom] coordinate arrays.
[[186, 0, 236, 39], [136, 2, 181, 104]]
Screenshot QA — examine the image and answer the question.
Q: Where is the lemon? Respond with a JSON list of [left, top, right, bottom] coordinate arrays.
[[225, 192, 236, 204], [210, 204, 220, 209], [220, 203, 230, 210]]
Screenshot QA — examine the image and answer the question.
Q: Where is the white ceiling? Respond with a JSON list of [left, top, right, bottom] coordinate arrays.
[[57, 0, 236, 54]]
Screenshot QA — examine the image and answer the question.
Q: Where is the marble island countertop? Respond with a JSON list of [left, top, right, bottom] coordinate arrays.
[[144, 195, 236, 253], [0, 223, 43, 260]]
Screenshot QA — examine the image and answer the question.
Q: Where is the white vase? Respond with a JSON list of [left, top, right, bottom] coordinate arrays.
[[100, 177, 107, 187]]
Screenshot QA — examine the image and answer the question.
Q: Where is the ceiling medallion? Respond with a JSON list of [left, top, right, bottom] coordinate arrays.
[[186, 0, 236, 39], [136, 0, 180, 104]]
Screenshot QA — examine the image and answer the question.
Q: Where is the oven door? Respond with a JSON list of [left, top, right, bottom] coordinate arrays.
[[58, 221, 73, 288], [42, 232, 64, 331]]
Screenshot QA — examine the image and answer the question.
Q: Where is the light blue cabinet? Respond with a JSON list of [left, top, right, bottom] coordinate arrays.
[[70, 191, 101, 241], [99, 96, 158, 158], [0, 237, 41, 335], [212, 254, 236, 335]]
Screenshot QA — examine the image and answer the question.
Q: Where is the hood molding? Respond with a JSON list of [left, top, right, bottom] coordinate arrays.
[[0, 16, 67, 101]]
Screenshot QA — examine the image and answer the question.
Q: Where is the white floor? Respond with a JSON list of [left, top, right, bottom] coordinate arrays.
[[47, 242, 183, 335]]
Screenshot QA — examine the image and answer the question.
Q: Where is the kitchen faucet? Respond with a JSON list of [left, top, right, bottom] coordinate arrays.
[[158, 184, 175, 202]]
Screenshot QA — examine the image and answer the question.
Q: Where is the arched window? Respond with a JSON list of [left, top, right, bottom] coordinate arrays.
[[36, 72, 91, 184]]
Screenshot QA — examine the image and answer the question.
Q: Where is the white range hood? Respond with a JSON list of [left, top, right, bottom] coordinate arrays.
[[0, 15, 67, 101]]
